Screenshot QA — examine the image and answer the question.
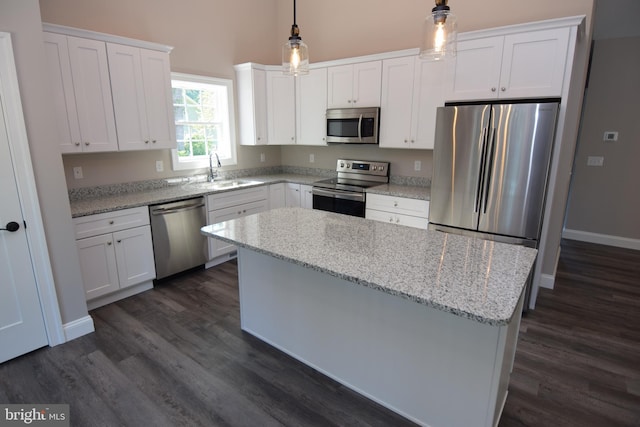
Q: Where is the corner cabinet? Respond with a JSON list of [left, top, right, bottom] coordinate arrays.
[[284, 183, 313, 209], [446, 26, 571, 102], [327, 61, 382, 108], [43, 24, 175, 153], [44, 32, 118, 153], [107, 44, 176, 151], [379, 56, 445, 149], [73, 206, 156, 308]]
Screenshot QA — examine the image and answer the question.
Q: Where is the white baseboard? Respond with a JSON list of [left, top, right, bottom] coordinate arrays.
[[539, 274, 556, 289], [63, 315, 95, 342], [562, 229, 640, 251]]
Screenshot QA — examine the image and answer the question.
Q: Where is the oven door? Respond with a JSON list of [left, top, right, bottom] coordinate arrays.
[[312, 187, 366, 217]]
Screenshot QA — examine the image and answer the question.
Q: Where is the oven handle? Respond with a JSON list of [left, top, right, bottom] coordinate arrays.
[[312, 187, 365, 202]]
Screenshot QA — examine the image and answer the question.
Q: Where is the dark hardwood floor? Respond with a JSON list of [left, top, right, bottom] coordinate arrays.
[[1, 239, 638, 426]]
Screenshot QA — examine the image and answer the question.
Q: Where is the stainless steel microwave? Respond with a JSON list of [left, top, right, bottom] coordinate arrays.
[[326, 107, 380, 144]]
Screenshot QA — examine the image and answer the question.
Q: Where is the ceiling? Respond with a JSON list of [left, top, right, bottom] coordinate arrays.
[[593, 0, 640, 40]]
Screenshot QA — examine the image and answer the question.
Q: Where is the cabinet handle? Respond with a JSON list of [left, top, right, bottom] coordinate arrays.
[[491, 87, 496, 92], [291, 137, 295, 141], [145, 140, 149, 144], [84, 141, 90, 146], [257, 137, 261, 141], [152, 140, 157, 144], [116, 240, 121, 243], [107, 241, 112, 246], [348, 100, 352, 103], [74, 142, 80, 146], [501, 87, 506, 92], [388, 217, 393, 222], [395, 218, 400, 223], [404, 139, 408, 143], [394, 201, 398, 207], [109, 220, 114, 225], [410, 139, 415, 143], [242, 209, 247, 213]]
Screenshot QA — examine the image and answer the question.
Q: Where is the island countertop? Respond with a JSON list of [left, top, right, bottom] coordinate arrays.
[[201, 207, 537, 326]]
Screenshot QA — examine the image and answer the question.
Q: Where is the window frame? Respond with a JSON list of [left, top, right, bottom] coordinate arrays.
[[170, 72, 237, 171]]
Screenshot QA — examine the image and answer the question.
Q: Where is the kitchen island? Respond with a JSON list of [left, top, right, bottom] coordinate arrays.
[[201, 208, 537, 427]]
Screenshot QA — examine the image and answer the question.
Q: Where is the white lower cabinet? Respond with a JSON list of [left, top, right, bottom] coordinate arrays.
[[268, 183, 286, 209], [285, 183, 313, 209], [206, 186, 269, 264], [73, 206, 155, 305], [366, 194, 429, 229]]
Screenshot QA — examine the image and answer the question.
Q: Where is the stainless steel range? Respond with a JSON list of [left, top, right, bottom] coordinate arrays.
[[312, 159, 390, 217]]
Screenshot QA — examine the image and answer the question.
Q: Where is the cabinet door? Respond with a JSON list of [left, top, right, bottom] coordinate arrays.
[[77, 233, 119, 299], [140, 49, 176, 149], [113, 225, 156, 289], [207, 200, 268, 259], [67, 36, 118, 152], [266, 71, 296, 144], [43, 32, 83, 153], [269, 183, 286, 209], [445, 36, 503, 102], [411, 59, 445, 149], [107, 43, 149, 151], [352, 61, 382, 107], [327, 64, 354, 108], [296, 68, 328, 146], [380, 56, 415, 148], [236, 65, 268, 145], [300, 185, 314, 209], [285, 183, 301, 207], [499, 28, 570, 98]]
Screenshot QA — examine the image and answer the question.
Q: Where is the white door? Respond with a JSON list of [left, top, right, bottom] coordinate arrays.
[[0, 96, 48, 363]]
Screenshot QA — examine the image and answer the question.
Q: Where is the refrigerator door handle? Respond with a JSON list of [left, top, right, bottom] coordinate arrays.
[[482, 127, 497, 214], [475, 127, 489, 213]]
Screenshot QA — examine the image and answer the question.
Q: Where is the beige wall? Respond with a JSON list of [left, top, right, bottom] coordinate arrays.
[[0, 0, 88, 324], [564, 36, 640, 240]]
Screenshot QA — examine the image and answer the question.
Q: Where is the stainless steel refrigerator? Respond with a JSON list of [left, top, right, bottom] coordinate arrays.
[[429, 101, 559, 248]]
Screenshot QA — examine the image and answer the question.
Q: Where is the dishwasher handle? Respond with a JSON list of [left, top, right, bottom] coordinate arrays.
[[150, 202, 205, 216]]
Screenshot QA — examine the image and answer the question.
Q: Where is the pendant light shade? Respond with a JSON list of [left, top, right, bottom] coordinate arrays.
[[420, 0, 457, 61], [283, 0, 309, 76]]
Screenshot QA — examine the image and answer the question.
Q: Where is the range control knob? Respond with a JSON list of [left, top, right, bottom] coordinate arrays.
[[379, 166, 384, 171], [346, 163, 351, 168], [372, 166, 377, 171], [340, 162, 344, 168]]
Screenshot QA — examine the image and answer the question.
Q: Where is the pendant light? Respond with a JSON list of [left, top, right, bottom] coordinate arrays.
[[419, 0, 457, 61], [282, 0, 309, 76]]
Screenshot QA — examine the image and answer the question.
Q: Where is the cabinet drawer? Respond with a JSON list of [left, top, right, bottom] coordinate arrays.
[[366, 194, 429, 218], [73, 206, 149, 239], [206, 186, 268, 210], [366, 209, 429, 230]]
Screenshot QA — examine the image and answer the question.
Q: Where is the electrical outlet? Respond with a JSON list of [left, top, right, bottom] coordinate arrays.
[[155, 160, 164, 172], [603, 131, 618, 142], [260, 153, 265, 162], [414, 160, 421, 171], [587, 156, 604, 167], [309, 153, 315, 163], [73, 166, 83, 179]]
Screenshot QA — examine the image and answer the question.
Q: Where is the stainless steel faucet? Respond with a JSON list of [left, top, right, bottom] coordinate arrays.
[[208, 152, 221, 182]]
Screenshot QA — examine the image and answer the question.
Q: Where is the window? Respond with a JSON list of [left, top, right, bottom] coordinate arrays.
[[170, 73, 236, 171]]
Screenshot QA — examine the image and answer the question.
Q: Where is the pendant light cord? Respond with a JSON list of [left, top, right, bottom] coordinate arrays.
[[293, 0, 297, 26]]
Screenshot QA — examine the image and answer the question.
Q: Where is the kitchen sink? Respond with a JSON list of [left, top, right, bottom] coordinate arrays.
[[188, 179, 263, 191]]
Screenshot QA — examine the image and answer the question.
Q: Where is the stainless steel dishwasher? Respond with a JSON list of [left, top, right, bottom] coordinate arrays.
[[149, 197, 207, 280]]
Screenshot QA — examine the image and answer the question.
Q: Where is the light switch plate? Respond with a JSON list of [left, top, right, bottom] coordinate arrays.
[[73, 166, 83, 179], [414, 160, 421, 171], [587, 156, 604, 166], [155, 160, 164, 172]]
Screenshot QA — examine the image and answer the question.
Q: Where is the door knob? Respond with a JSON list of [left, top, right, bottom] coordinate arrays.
[[1, 221, 20, 232]]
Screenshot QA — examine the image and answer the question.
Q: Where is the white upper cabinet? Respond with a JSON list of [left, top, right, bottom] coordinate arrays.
[[446, 27, 571, 101], [108, 44, 176, 151], [296, 68, 328, 146], [380, 56, 444, 149], [327, 61, 382, 108], [44, 32, 118, 153], [44, 24, 174, 153], [263, 67, 328, 146], [235, 64, 268, 145], [266, 71, 296, 145]]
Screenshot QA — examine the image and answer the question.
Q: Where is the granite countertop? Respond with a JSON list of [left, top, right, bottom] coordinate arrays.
[[366, 183, 430, 200], [69, 173, 431, 217], [201, 207, 537, 326], [69, 174, 323, 217]]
